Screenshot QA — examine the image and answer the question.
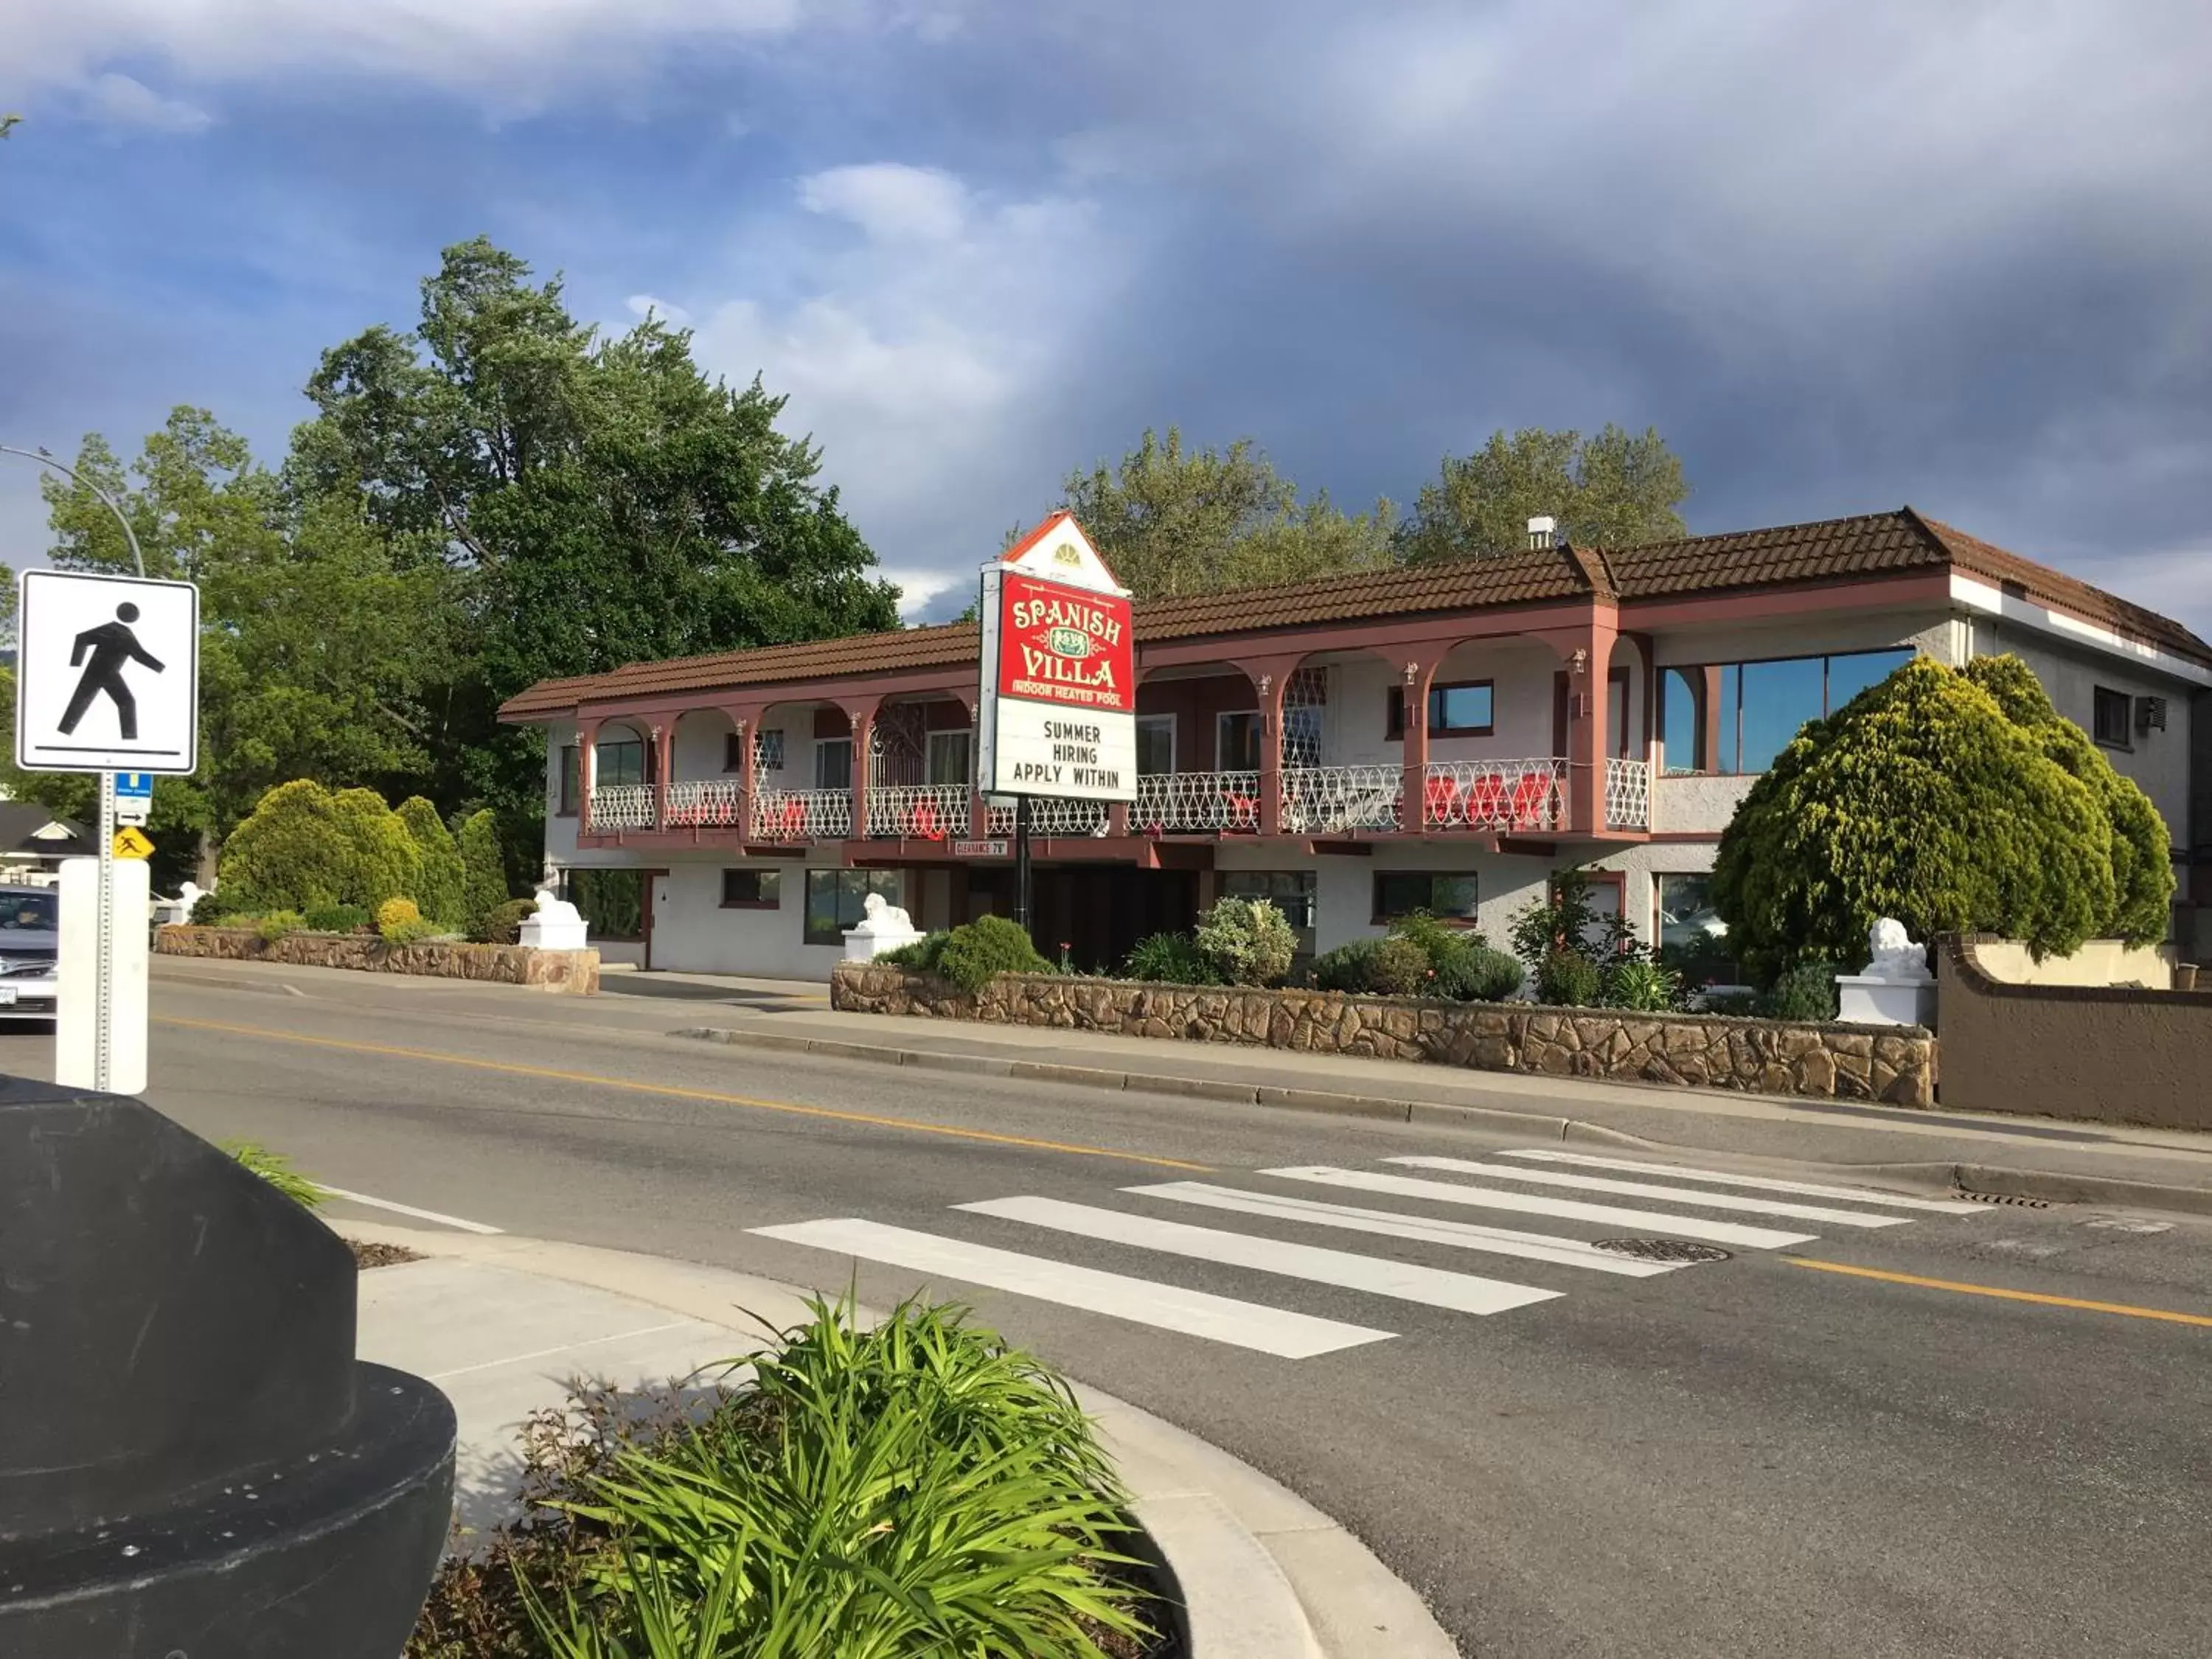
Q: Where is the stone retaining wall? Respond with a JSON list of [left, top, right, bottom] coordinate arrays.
[[156, 926, 599, 995], [831, 964, 1935, 1105]]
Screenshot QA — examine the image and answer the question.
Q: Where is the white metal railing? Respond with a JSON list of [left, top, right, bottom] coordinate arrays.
[[664, 779, 745, 830], [1280, 765, 1402, 834], [866, 783, 970, 840], [1421, 759, 1565, 832], [749, 787, 852, 841], [586, 784, 655, 833], [1029, 797, 1110, 837], [1132, 770, 1263, 834], [1604, 757, 1652, 829]]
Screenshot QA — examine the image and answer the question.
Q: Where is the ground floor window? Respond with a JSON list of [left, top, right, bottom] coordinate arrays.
[[1373, 872, 1479, 924], [557, 744, 580, 815], [804, 869, 904, 945], [569, 869, 644, 940], [721, 868, 781, 908], [1655, 872, 1738, 987], [1221, 870, 1316, 956]]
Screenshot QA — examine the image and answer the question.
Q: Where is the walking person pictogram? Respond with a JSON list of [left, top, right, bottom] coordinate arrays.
[[60, 602, 164, 742]]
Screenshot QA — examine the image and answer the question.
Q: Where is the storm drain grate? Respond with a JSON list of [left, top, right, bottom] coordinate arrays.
[[1952, 1189, 2051, 1209], [1592, 1237, 1732, 1265]]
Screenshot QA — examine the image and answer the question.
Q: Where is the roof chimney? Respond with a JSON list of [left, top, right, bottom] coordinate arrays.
[[1526, 515, 1557, 551]]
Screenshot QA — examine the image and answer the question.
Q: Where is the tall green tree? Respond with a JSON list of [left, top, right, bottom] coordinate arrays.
[[1058, 427, 1395, 600], [1395, 425, 1689, 561], [289, 237, 900, 870]]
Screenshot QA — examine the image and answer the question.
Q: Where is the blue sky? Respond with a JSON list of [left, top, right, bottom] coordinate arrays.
[[4, 1, 2209, 630]]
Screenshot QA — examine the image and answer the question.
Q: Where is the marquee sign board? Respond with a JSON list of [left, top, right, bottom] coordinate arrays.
[[977, 513, 1136, 803]]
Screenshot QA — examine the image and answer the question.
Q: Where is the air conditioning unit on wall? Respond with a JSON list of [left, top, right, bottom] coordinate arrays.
[[2136, 695, 2168, 734]]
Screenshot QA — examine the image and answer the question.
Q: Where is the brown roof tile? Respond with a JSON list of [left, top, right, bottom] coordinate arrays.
[[499, 509, 2210, 718]]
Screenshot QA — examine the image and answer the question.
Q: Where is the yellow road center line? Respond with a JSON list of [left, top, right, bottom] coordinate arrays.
[[1787, 1257, 2212, 1328], [156, 1015, 1214, 1174]]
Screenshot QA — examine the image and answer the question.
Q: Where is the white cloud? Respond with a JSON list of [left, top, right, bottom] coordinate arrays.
[[80, 72, 212, 133], [625, 293, 693, 327], [882, 567, 962, 620], [799, 163, 967, 242]]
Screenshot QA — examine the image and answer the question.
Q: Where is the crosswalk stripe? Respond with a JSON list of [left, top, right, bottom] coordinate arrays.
[[958, 1195, 1562, 1315], [1499, 1149, 1990, 1214], [749, 1217, 1396, 1358], [1263, 1167, 1818, 1248], [1384, 1157, 1913, 1230], [1124, 1181, 1685, 1278]]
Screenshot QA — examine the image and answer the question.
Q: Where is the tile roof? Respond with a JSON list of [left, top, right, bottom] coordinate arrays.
[[499, 508, 2211, 718]]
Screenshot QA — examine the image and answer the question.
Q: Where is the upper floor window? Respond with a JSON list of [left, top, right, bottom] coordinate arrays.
[[1661, 647, 1913, 775], [815, 737, 853, 791], [1217, 711, 1262, 772], [926, 728, 973, 786], [1136, 714, 1176, 776], [1386, 680, 1495, 739], [2093, 686, 2132, 749], [596, 737, 647, 788]]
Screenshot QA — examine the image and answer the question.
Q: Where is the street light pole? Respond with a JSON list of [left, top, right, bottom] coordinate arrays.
[[0, 444, 148, 578]]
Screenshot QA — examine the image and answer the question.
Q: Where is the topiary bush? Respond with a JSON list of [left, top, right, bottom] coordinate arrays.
[[1761, 959, 1840, 1022], [217, 780, 354, 914], [1366, 934, 1433, 997], [877, 931, 950, 973], [377, 896, 422, 931], [473, 897, 538, 946], [189, 891, 229, 925], [934, 915, 1053, 993], [1122, 931, 1220, 985], [396, 796, 467, 928], [1535, 948, 1602, 1007], [458, 809, 512, 935], [1194, 897, 1297, 986], [328, 787, 421, 911], [303, 902, 372, 934], [1311, 937, 1383, 993], [1435, 943, 1527, 1003], [1713, 655, 2132, 976]]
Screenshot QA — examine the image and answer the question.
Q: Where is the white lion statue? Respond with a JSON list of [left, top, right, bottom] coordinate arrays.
[[852, 891, 917, 936], [1861, 918, 1932, 984]]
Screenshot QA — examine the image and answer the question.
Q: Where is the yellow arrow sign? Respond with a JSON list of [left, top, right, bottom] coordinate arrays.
[[112, 827, 154, 860]]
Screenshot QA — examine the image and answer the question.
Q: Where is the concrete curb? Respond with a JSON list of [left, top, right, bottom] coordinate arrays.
[[666, 1023, 2212, 1219], [336, 1217, 1458, 1659]]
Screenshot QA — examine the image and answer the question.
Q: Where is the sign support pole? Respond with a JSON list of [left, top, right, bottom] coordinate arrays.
[[95, 769, 116, 1093], [1013, 795, 1034, 939]]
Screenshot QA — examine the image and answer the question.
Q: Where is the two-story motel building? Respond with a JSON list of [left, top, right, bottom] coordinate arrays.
[[501, 508, 2212, 980]]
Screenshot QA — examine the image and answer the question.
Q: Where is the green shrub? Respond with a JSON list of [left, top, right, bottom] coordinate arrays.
[[459, 809, 512, 935], [222, 1141, 324, 1209], [331, 786, 421, 910], [1194, 896, 1297, 986], [218, 780, 353, 914], [1362, 934, 1430, 997], [1701, 990, 1761, 1017], [1311, 937, 1383, 992], [1713, 655, 2128, 975], [303, 903, 372, 934], [1535, 948, 1602, 1007], [473, 897, 538, 946], [1762, 959, 1840, 1022], [1122, 931, 1220, 984], [255, 910, 307, 942], [936, 915, 1052, 992], [1435, 944, 1527, 1003], [570, 868, 646, 940], [397, 796, 467, 928], [189, 891, 229, 925], [1508, 869, 1632, 970], [378, 896, 422, 930], [1602, 956, 1683, 1012], [380, 918, 444, 946], [422, 1295, 1148, 1659], [877, 931, 950, 972]]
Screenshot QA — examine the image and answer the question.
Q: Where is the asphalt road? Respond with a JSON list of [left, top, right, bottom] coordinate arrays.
[[23, 967, 2212, 1658]]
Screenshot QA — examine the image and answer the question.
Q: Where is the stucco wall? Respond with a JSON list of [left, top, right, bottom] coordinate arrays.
[[645, 855, 849, 980], [1969, 937, 2174, 989], [1936, 934, 2212, 1129]]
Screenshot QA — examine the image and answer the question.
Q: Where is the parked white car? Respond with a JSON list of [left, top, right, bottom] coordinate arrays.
[[0, 885, 60, 1023]]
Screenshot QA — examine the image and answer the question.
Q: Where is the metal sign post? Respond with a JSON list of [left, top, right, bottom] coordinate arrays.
[[1013, 796, 1033, 934], [95, 771, 115, 1092]]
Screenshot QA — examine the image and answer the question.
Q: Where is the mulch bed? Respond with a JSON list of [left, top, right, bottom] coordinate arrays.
[[350, 1238, 422, 1269]]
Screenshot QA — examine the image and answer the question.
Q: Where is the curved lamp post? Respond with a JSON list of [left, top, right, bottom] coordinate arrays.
[[0, 445, 147, 578]]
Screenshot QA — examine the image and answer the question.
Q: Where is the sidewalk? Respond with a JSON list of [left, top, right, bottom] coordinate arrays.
[[667, 999, 2212, 1215], [345, 1218, 1458, 1659]]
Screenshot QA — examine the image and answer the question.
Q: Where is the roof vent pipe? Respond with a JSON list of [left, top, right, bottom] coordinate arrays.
[[1526, 515, 1557, 551]]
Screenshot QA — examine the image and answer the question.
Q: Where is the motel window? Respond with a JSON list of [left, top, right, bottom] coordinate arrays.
[[1221, 871, 1317, 958], [595, 736, 647, 788], [2093, 686, 2132, 749], [1136, 714, 1176, 776], [814, 737, 853, 792], [1607, 668, 1631, 757], [1654, 873, 1740, 990], [926, 729, 973, 787], [754, 728, 785, 772], [557, 745, 580, 815], [1386, 680, 1495, 739], [721, 868, 781, 909], [1372, 872, 1480, 925], [1660, 648, 1913, 776], [723, 732, 744, 773], [804, 869, 904, 946], [1217, 712, 1262, 772]]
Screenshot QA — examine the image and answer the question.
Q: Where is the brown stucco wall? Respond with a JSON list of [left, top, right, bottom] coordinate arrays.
[[1935, 934, 2212, 1129], [832, 962, 1934, 1104], [156, 926, 599, 993]]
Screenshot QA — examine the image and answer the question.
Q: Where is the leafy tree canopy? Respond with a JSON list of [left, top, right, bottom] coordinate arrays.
[[1058, 427, 1395, 601], [1395, 424, 1688, 562], [1711, 655, 2162, 978]]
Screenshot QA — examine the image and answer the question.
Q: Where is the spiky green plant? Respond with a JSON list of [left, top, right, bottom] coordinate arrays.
[[223, 1140, 325, 1209]]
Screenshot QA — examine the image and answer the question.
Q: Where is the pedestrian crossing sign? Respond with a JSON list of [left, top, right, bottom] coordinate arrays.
[[112, 827, 154, 860], [13, 568, 200, 775]]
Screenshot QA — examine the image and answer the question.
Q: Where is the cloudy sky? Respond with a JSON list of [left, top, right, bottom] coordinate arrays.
[[3, 1, 2208, 630]]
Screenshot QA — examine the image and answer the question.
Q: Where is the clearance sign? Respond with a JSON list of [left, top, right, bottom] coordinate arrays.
[[977, 514, 1137, 801]]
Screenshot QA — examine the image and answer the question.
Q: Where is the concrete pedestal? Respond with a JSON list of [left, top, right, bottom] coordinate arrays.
[[845, 926, 926, 962], [1835, 974, 1935, 1029]]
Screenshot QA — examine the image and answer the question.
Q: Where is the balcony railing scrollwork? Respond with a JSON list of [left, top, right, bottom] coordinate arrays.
[[663, 779, 745, 829], [1421, 759, 1565, 832], [1279, 765, 1402, 835], [1131, 770, 1262, 834], [866, 783, 971, 840], [1604, 757, 1652, 830], [748, 787, 852, 841], [585, 784, 655, 834]]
